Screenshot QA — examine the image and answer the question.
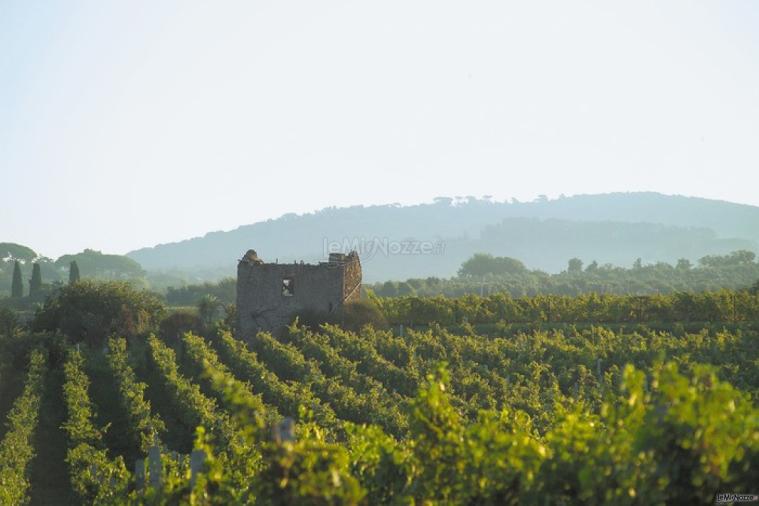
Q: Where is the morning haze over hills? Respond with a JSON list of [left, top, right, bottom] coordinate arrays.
[[2, 192, 759, 289], [3, 192, 759, 292], [124, 192, 759, 282]]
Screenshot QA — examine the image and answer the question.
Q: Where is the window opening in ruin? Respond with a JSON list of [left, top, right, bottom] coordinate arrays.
[[282, 277, 294, 296]]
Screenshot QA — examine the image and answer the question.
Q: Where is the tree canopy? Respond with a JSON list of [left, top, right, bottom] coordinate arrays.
[[11, 261, 23, 298], [29, 263, 42, 297], [55, 249, 145, 280], [0, 243, 38, 262], [374, 251, 759, 297], [69, 261, 80, 284], [32, 280, 165, 346], [458, 253, 527, 277]]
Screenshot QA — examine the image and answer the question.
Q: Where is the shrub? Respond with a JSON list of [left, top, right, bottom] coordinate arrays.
[[0, 307, 18, 337], [159, 310, 203, 343], [339, 300, 389, 331], [297, 300, 388, 332], [32, 281, 164, 346]]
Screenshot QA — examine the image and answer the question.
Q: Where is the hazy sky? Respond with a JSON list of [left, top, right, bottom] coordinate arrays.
[[2, 1, 758, 258]]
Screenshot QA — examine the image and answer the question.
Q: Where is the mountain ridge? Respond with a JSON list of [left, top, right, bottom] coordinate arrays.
[[125, 192, 759, 281]]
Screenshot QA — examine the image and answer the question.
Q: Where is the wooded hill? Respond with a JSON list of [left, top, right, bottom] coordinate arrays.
[[127, 192, 759, 281]]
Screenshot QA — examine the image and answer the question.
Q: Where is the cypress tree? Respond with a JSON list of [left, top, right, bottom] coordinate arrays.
[[11, 261, 23, 298], [69, 261, 81, 284], [29, 263, 42, 297]]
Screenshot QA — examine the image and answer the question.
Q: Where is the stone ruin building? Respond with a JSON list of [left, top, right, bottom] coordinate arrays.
[[236, 249, 362, 337]]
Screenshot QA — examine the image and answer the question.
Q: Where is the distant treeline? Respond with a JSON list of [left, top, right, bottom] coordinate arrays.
[[150, 251, 759, 309], [0, 245, 146, 298], [164, 278, 236, 306], [369, 250, 759, 297], [0, 244, 220, 303]]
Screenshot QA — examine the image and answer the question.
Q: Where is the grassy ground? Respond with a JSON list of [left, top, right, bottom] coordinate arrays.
[[28, 366, 77, 506], [130, 339, 195, 454], [87, 349, 142, 466]]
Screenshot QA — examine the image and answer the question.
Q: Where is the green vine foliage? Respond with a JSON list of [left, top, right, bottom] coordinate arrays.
[[216, 331, 342, 432], [129, 332, 759, 505], [2, 317, 758, 504], [106, 337, 166, 454], [61, 349, 131, 505], [0, 349, 46, 506], [376, 290, 759, 326], [146, 335, 235, 448]]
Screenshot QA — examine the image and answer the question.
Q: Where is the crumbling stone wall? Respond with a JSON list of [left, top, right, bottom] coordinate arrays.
[[236, 250, 361, 337], [342, 252, 362, 303]]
